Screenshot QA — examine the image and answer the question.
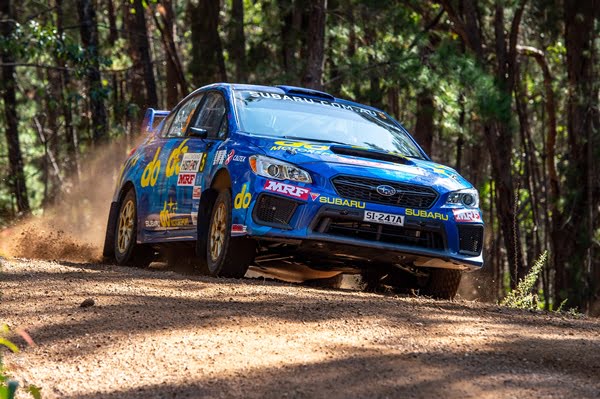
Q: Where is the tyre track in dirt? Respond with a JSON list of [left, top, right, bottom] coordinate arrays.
[[1, 257, 599, 399]]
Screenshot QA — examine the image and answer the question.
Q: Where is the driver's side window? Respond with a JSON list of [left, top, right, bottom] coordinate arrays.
[[164, 94, 203, 138], [191, 92, 228, 139]]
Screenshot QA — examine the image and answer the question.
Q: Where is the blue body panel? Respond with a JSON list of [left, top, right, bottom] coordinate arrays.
[[112, 83, 484, 270]]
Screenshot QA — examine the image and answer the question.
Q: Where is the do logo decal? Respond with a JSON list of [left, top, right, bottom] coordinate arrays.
[[166, 139, 189, 177], [234, 184, 252, 209], [141, 147, 161, 187]]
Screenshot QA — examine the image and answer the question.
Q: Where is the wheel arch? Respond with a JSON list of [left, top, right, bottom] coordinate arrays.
[[200, 168, 232, 220], [118, 180, 136, 203], [210, 168, 232, 191]]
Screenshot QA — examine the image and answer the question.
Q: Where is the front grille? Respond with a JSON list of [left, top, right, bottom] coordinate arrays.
[[323, 218, 444, 251], [253, 194, 298, 228], [458, 225, 484, 255], [331, 175, 438, 209]]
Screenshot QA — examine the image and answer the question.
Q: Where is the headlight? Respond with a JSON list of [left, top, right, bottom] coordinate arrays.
[[249, 155, 312, 183], [446, 189, 479, 208]]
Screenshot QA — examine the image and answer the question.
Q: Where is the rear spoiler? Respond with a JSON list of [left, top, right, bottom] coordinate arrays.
[[141, 108, 170, 134]]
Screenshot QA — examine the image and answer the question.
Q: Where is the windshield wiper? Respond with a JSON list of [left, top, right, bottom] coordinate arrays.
[[283, 136, 348, 146]]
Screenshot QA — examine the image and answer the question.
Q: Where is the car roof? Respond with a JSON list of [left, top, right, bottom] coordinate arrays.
[[187, 83, 386, 116]]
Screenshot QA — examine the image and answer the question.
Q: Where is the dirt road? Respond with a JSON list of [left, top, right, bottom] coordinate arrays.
[[1, 257, 599, 399]]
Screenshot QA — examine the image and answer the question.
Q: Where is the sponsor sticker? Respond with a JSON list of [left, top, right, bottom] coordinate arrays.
[[177, 172, 196, 186], [234, 183, 252, 209], [310, 192, 320, 201], [191, 213, 198, 226], [192, 186, 202, 200], [232, 155, 246, 163], [245, 91, 378, 117], [145, 220, 160, 228], [263, 180, 310, 200], [213, 150, 227, 165], [140, 147, 161, 188], [225, 149, 235, 165], [453, 209, 481, 223], [160, 199, 178, 227], [169, 217, 190, 227], [318, 196, 365, 209], [406, 209, 449, 221], [180, 152, 203, 173], [270, 141, 329, 154], [166, 139, 189, 177]]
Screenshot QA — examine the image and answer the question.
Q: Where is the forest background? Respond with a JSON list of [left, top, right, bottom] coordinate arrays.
[[0, 0, 598, 313]]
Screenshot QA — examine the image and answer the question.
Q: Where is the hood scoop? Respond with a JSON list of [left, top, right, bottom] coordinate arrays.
[[330, 145, 413, 165]]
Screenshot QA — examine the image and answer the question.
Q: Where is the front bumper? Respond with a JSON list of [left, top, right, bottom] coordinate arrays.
[[244, 178, 484, 271]]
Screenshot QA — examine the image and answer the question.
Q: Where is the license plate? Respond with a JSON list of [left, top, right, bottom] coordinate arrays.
[[363, 211, 405, 226]]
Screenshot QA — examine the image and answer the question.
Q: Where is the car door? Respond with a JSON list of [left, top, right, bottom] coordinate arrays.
[[176, 90, 229, 227], [140, 93, 205, 239]]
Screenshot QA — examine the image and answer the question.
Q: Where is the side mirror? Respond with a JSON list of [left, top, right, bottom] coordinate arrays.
[[189, 127, 208, 138]]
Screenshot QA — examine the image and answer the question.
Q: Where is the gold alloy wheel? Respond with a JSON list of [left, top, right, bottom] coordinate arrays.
[[117, 199, 135, 254], [209, 202, 227, 262]]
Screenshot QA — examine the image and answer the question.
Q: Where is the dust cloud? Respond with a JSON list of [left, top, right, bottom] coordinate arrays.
[[0, 135, 144, 263]]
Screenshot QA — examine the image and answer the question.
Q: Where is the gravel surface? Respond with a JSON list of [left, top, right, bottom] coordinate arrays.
[[1, 257, 599, 399]]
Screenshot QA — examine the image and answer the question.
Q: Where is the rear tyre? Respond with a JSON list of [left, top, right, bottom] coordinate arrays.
[[200, 189, 255, 278], [420, 268, 462, 300], [114, 188, 154, 267]]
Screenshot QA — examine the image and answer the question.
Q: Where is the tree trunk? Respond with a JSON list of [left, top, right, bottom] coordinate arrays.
[[188, 0, 227, 88], [279, 0, 303, 82], [153, 0, 187, 107], [301, 0, 327, 90], [126, 0, 158, 114], [414, 90, 434, 154], [362, 10, 382, 107], [44, 68, 62, 203], [516, 45, 559, 307], [441, 0, 525, 288], [106, 0, 118, 45], [56, 0, 79, 179], [77, 0, 108, 143], [229, 0, 246, 82], [555, 0, 599, 311], [387, 87, 399, 120], [455, 93, 465, 173], [0, 0, 30, 215]]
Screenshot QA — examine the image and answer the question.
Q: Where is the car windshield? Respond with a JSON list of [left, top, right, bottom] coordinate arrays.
[[233, 90, 425, 159]]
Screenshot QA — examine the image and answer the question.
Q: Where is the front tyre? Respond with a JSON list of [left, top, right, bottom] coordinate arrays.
[[420, 268, 462, 300], [204, 190, 255, 278], [114, 188, 153, 267]]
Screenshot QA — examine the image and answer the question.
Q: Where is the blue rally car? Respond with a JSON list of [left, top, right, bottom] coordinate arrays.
[[103, 83, 484, 299]]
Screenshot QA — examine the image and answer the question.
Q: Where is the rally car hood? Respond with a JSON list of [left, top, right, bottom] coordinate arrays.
[[239, 134, 471, 192]]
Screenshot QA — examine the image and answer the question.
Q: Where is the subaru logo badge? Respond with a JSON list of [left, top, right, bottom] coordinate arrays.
[[376, 185, 396, 196]]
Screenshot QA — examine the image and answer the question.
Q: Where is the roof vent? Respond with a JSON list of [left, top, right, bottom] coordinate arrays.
[[276, 85, 335, 101]]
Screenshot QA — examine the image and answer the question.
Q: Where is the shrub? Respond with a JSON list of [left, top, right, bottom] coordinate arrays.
[[500, 251, 548, 310]]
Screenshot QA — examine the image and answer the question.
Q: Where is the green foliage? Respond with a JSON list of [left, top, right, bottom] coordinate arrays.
[[431, 41, 512, 123], [0, 325, 41, 399], [501, 251, 548, 310]]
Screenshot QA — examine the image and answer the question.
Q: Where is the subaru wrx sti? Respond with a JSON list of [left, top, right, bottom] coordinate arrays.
[[103, 84, 484, 298]]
